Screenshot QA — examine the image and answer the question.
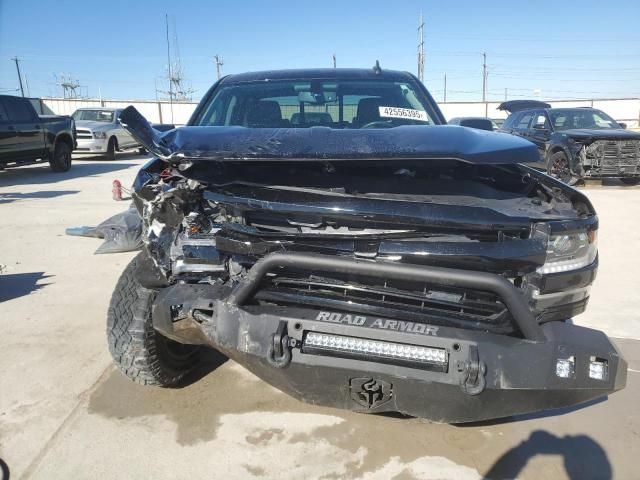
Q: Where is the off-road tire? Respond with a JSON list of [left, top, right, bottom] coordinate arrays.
[[49, 140, 72, 172], [107, 252, 202, 386], [621, 177, 640, 185], [106, 136, 117, 160], [547, 151, 579, 185]]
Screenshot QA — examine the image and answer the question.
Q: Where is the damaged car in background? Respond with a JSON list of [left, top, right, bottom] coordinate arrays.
[[105, 68, 626, 423], [499, 100, 640, 185]]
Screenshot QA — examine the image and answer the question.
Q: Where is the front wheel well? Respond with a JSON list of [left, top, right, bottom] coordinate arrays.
[[55, 133, 74, 151]]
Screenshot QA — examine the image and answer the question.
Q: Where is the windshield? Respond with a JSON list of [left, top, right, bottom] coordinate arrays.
[[72, 109, 114, 122], [192, 79, 438, 129], [548, 109, 621, 131]]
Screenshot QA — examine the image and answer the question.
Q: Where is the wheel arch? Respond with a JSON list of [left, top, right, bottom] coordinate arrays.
[[53, 133, 74, 153]]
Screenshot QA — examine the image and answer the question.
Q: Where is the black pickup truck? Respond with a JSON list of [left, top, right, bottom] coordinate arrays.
[[106, 68, 626, 423], [0, 95, 76, 172]]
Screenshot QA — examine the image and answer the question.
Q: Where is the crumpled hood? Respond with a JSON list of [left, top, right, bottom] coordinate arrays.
[[560, 128, 640, 141], [74, 120, 112, 131], [119, 106, 540, 164]]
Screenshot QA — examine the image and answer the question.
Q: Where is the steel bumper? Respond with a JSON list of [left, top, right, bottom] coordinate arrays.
[[152, 253, 627, 423]]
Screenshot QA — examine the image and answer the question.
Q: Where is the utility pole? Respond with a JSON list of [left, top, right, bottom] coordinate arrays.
[[214, 54, 223, 80], [444, 73, 447, 102], [482, 52, 487, 103], [165, 14, 174, 123], [417, 12, 425, 82], [332, 53, 336, 68], [11, 57, 25, 97]]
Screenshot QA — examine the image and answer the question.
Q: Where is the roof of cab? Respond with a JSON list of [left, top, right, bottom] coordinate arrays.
[[221, 68, 416, 83]]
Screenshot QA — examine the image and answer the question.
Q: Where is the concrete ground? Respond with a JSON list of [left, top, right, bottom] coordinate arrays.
[[0, 156, 639, 480]]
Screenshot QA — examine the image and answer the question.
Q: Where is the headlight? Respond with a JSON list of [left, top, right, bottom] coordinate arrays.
[[93, 131, 107, 139], [537, 230, 597, 274]]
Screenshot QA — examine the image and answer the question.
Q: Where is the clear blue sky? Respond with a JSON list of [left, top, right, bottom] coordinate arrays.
[[1, 0, 639, 102]]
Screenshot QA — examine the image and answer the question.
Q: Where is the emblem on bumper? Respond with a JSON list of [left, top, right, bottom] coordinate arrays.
[[350, 378, 393, 409]]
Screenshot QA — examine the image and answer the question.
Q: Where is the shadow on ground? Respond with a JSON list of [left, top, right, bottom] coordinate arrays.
[[0, 160, 141, 187], [485, 430, 612, 480], [0, 272, 51, 302], [0, 190, 80, 204]]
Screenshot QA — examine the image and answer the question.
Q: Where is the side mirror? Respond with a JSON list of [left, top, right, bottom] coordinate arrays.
[[619, 122, 627, 129], [533, 123, 548, 131]]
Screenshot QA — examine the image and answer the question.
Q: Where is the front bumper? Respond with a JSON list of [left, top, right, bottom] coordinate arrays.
[[75, 137, 108, 153], [151, 252, 626, 423]]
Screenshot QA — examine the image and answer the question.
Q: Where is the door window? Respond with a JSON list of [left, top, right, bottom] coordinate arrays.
[[516, 113, 534, 130], [2, 96, 34, 122], [532, 113, 549, 129], [0, 100, 10, 122]]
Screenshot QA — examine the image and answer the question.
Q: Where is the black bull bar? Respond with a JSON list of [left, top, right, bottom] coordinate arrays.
[[152, 252, 627, 423]]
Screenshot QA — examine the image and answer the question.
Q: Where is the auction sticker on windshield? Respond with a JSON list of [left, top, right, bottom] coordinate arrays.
[[379, 106, 428, 122]]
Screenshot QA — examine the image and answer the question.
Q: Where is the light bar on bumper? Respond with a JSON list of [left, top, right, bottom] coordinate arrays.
[[538, 230, 597, 274], [303, 331, 448, 371]]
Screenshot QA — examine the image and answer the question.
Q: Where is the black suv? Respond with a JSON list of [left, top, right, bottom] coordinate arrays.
[[105, 68, 625, 423], [499, 100, 640, 184]]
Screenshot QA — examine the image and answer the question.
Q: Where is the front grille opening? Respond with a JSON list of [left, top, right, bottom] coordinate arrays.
[[253, 273, 520, 336]]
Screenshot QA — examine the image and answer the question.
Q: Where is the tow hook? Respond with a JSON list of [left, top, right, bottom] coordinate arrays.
[[267, 320, 292, 368], [458, 345, 487, 395]]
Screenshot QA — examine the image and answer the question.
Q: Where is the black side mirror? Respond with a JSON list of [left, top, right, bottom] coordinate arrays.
[[533, 123, 548, 131], [619, 122, 627, 129]]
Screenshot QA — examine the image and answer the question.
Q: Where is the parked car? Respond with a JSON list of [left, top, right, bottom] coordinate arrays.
[[106, 67, 625, 423], [448, 117, 497, 131], [72, 107, 143, 159], [499, 100, 640, 184], [0, 95, 76, 172]]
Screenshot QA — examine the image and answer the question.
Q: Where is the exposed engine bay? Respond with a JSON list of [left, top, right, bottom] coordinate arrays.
[[133, 155, 593, 337]]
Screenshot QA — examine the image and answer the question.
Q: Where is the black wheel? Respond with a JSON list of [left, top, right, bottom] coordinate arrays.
[[138, 147, 148, 155], [106, 137, 117, 160], [547, 151, 579, 185], [621, 177, 640, 185], [49, 141, 72, 172], [107, 252, 202, 386]]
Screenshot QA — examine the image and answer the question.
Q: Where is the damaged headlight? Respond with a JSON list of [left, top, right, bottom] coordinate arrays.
[[538, 230, 597, 274]]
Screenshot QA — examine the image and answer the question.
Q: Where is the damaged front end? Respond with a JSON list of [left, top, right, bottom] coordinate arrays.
[[575, 138, 640, 179], [116, 106, 625, 423]]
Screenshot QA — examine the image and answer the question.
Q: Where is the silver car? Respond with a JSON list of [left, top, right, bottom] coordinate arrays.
[[72, 108, 142, 159]]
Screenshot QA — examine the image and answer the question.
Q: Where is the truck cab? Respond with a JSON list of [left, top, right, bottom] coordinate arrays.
[[0, 95, 76, 172]]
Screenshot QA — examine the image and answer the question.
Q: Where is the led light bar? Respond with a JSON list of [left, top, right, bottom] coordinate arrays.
[[303, 331, 448, 371]]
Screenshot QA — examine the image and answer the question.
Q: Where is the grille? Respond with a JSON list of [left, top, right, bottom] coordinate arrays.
[[76, 129, 92, 140], [254, 275, 518, 335], [588, 140, 640, 174]]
